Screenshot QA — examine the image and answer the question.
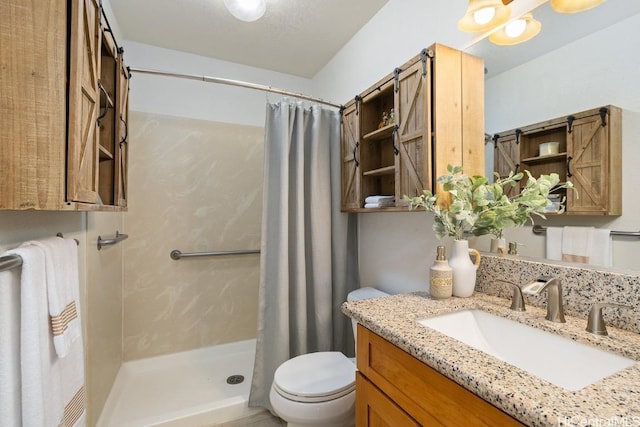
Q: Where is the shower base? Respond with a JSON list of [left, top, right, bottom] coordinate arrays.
[[97, 339, 262, 426]]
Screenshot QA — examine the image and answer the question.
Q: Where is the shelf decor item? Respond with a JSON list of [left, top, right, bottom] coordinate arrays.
[[405, 165, 573, 296]]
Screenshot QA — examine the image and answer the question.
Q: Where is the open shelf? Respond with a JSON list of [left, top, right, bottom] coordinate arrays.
[[521, 152, 568, 164], [363, 124, 394, 141]]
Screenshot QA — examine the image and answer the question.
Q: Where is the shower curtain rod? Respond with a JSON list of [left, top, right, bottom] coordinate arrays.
[[129, 68, 342, 109]]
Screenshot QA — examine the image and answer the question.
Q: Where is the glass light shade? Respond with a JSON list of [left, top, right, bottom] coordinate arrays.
[[224, 0, 266, 22], [488, 13, 542, 46], [550, 0, 606, 14], [458, 0, 511, 32]]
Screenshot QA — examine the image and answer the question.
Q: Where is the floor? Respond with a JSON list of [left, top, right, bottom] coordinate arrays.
[[210, 412, 286, 427]]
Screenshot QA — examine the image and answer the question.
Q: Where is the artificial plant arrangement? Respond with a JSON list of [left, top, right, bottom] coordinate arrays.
[[404, 165, 574, 240]]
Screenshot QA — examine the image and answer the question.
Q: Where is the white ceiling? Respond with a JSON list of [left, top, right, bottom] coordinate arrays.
[[108, 0, 389, 78]]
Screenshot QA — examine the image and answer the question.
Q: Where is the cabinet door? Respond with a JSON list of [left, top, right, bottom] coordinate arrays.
[[394, 61, 431, 205], [67, 0, 101, 203], [356, 373, 420, 427], [341, 103, 361, 211], [567, 115, 611, 214], [114, 52, 130, 207], [494, 134, 520, 198]]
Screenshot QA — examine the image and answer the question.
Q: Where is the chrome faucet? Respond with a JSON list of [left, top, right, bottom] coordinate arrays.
[[586, 303, 633, 336], [523, 277, 566, 323]]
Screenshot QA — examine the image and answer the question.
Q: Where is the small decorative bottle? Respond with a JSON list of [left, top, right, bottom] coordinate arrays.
[[430, 245, 453, 299]]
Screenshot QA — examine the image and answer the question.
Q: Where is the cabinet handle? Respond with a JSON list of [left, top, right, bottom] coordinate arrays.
[[566, 156, 573, 178], [119, 114, 128, 144], [97, 80, 110, 124], [392, 125, 399, 155], [353, 142, 359, 168], [514, 163, 520, 174]]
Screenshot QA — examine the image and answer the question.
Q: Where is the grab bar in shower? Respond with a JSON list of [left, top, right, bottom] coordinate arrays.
[[170, 249, 260, 260], [532, 224, 640, 238]]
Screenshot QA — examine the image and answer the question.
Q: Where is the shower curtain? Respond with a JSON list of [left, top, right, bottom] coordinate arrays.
[[249, 100, 359, 411]]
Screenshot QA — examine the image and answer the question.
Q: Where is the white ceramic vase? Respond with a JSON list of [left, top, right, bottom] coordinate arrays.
[[490, 237, 506, 254], [449, 239, 481, 297]]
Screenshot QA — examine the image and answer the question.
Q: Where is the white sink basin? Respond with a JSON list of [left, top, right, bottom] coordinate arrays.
[[418, 309, 635, 391]]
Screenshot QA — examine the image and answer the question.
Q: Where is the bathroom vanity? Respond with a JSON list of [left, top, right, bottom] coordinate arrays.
[[343, 292, 640, 426]]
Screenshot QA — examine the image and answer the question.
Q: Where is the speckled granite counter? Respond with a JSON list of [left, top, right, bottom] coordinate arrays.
[[342, 292, 640, 427]]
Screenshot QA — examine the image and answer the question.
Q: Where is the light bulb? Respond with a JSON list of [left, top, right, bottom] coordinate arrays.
[[224, 0, 266, 22], [473, 7, 496, 25], [505, 19, 527, 38]]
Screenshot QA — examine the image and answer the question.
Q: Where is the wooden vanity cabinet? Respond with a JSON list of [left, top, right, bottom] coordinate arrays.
[[356, 325, 525, 427], [0, 0, 129, 211], [340, 43, 485, 212], [492, 106, 622, 215]]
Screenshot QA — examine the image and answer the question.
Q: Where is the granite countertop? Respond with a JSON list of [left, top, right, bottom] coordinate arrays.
[[342, 292, 640, 427]]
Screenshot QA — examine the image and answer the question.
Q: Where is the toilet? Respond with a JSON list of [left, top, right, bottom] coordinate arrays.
[[269, 287, 389, 427]]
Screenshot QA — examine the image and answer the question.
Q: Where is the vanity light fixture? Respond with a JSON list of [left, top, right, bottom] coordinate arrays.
[[488, 12, 542, 46], [223, 0, 266, 22], [550, 0, 606, 14], [458, 0, 512, 33]]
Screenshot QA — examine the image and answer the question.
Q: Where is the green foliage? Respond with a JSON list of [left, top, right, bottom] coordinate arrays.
[[404, 165, 574, 240]]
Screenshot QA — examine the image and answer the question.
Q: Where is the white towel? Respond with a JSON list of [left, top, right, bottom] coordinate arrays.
[[561, 226, 592, 264], [589, 229, 613, 267], [11, 243, 86, 427], [545, 226, 563, 261], [364, 201, 395, 208], [0, 253, 22, 426], [23, 237, 81, 357], [364, 195, 394, 204]]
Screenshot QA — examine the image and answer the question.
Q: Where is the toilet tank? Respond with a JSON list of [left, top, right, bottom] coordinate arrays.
[[347, 287, 389, 344]]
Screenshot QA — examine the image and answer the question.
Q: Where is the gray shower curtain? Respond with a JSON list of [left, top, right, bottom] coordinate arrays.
[[249, 100, 359, 411]]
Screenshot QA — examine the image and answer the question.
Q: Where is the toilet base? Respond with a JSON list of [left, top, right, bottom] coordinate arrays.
[[269, 384, 354, 427]]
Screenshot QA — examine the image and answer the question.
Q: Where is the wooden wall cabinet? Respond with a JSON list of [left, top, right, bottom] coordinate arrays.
[[340, 43, 485, 212], [356, 325, 525, 427], [0, 0, 130, 211], [493, 106, 622, 215]]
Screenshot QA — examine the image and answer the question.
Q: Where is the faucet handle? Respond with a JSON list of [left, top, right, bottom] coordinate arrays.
[[496, 280, 526, 312], [586, 303, 633, 336]]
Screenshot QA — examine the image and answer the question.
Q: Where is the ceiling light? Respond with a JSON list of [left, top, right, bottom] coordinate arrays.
[[488, 13, 542, 45], [550, 0, 606, 14], [458, 0, 511, 33], [224, 0, 266, 22]]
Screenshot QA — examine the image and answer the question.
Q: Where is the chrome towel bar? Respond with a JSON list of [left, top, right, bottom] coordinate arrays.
[[170, 249, 260, 260], [97, 231, 129, 250], [0, 233, 80, 273], [532, 224, 640, 238]]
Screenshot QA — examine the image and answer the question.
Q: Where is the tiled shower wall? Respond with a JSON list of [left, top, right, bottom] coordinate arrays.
[[123, 111, 264, 360]]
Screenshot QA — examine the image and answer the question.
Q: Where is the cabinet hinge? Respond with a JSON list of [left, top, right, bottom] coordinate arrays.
[[599, 107, 609, 127], [354, 95, 362, 116], [339, 105, 345, 124], [567, 115, 575, 134], [515, 129, 522, 144], [492, 134, 499, 149], [420, 48, 432, 78], [393, 68, 401, 93]]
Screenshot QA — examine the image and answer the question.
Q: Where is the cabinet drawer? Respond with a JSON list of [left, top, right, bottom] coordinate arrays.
[[356, 372, 421, 427], [357, 325, 524, 426]]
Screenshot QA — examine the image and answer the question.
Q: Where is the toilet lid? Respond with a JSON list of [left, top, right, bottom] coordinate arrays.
[[273, 352, 355, 403]]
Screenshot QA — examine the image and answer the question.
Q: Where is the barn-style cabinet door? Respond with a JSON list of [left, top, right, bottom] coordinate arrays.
[[566, 106, 622, 215], [67, 0, 101, 204], [341, 102, 361, 211], [394, 60, 432, 206], [493, 134, 520, 199]]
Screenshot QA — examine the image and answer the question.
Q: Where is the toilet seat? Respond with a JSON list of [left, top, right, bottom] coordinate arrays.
[[272, 352, 355, 403]]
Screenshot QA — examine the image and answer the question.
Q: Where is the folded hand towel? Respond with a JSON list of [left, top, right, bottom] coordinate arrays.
[[588, 228, 612, 267], [545, 226, 563, 261], [0, 252, 22, 426], [12, 243, 86, 427], [23, 237, 80, 357], [364, 200, 395, 208], [364, 195, 394, 204], [562, 226, 592, 263]]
